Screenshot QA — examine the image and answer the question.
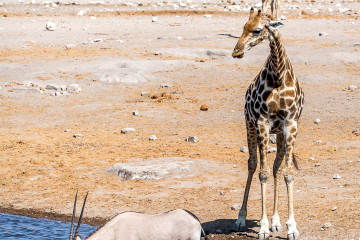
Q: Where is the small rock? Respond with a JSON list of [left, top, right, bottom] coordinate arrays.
[[315, 140, 323, 144], [309, 157, 315, 161], [161, 92, 172, 99], [352, 129, 360, 136], [338, 8, 349, 13], [77, 10, 86, 16], [154, 51, 162, 55], [141, 92, 148, 96], [314, 118, 321, 124], [219, 191, 224, 195], [322, 222, 332, 229], [332, 206, 337, 211], [240, 146, 248, 153], [132, 110, 139, 116], [67, 84, 81, 93], [348, 85, 358, 91], [269, 134, 277, 144], [200, 104, 209, 111], [231, 204, 241, 211], [280, 15, 287, 20], [46, 22, 56, 31], [65, 44, 76, 49], [315, 163, 321, 167], [55, 91, 61, 96], [233, 164, 237, 168], [203, 14, 212, 18], [151, 94, 160, 99], [268, 147, 277, 153], [185, 136, 198, 143], [64, 129, 71, 132], [93, 39, 103, 43], [160, 83, 172, 88], [319, 32, 328, 37], [121, 128, 136, 134], [152, 17, 158, 22], [333, 174, 341, 179], [149, 135, 157, 141], [215, 229, 223, 234], [73, 134, 83, 138]]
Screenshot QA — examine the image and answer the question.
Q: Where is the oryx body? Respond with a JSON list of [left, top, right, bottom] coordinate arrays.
[[85, 209, 208, 240], [69, 193, 209, 240]]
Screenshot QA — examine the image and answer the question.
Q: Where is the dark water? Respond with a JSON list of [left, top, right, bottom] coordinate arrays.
[[0, 213, 97, 240]]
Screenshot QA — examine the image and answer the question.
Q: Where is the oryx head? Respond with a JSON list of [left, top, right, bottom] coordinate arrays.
[[69, 191, 88, 240], [232, 8, 284, 58]]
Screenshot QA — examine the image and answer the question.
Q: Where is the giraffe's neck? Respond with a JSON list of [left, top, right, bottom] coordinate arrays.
[[263, 32, 291, 88]]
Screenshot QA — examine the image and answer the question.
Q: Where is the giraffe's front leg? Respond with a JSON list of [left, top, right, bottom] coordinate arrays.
[[235, 117, 258, 232], [284, 121, 300, 240], [272, 133, 285, 232], [257, 122, 270, 240]]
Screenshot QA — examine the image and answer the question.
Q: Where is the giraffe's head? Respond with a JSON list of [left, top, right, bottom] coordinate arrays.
[[232, 8, 283, 58]]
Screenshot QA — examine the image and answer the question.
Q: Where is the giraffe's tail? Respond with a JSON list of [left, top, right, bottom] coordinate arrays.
[[293, 154, 300, 170]]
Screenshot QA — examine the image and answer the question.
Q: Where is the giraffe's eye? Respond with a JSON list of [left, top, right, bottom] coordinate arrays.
[[253, 28, 263, 35]]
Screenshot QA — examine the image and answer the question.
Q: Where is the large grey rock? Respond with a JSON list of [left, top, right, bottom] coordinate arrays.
[[108, 157, 202, 181]]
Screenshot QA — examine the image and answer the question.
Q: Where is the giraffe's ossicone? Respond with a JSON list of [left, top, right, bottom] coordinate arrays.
[[232, 8, 304, 240]]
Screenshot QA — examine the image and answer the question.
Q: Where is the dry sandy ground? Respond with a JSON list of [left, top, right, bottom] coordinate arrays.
[[0, 1, 359, 239]]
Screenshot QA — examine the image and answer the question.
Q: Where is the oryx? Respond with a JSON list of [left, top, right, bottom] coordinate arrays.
[[69, 192, 210, 240]]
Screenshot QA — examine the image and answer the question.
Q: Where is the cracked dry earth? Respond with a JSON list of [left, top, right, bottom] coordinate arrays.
[[0, 1, 359, 240]]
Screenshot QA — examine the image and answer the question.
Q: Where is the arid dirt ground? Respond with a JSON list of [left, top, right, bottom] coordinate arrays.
[[0, 0, 359, 239]]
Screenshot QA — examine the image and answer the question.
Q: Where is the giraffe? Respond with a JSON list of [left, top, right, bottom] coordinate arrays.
[[262, 0, 281, 20], [231, 8, 304, 240]]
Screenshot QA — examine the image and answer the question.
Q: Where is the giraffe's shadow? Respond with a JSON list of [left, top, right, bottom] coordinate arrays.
[[202, 219, 258, 238], [202, 219, 287, 240]]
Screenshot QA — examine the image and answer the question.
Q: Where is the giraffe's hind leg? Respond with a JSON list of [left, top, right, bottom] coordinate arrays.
[[271, 133, 285, 232], [234, 116, 257, 232]]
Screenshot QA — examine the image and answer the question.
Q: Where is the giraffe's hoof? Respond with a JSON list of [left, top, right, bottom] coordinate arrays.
[[287, 232, 300, 240], [258, 233, 270, 240], [271, 225, 283, 232]]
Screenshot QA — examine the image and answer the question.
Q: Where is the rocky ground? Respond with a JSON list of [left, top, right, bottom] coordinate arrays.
[[0, 0, 359, 239]]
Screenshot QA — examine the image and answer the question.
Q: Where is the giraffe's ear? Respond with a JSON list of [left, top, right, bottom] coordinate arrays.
[[268, 21, 284, 30]]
